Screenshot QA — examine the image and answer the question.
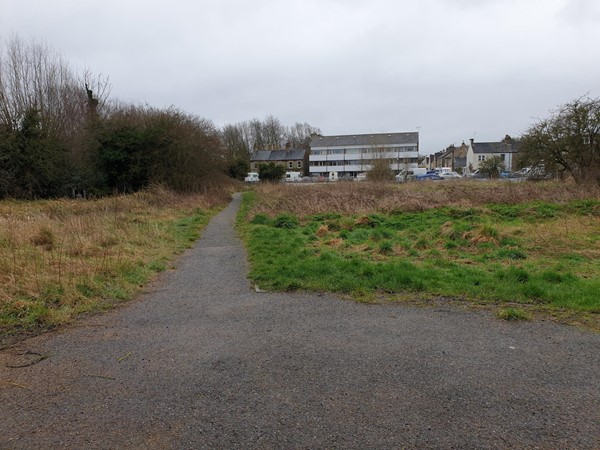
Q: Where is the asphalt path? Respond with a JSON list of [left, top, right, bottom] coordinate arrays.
[[1, 193, 599, 449]]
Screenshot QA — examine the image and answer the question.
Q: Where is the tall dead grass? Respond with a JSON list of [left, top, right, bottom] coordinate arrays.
[[249, 180, 600, 217], [0, 186, 231, 333]]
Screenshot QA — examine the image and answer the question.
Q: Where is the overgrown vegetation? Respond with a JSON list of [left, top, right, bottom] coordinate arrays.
[[0, 37, 321, 197], [0, 187, 230, 337], [239, 182, 600, 327], [0, 36, 231, 199], [478, 155, 505, 178], [367, 155, 395, 181], [258, 162, 286, 182], [520, 95, 600, 185]]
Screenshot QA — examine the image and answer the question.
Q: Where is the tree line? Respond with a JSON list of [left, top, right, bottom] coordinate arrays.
[[221, 117, 320, 180], [0, 36, 320, 198], [1, 36, 597, 198], [519, 96, 600, 185]]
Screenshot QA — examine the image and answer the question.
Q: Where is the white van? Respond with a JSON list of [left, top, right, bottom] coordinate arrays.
[[285, 171, 302, 182], [328, 171, 339, 182], [244, 172, 259, 183], [396, 168, 427, 182]]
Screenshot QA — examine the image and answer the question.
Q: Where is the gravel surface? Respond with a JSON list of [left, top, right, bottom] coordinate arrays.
[[1, 193, 599, 449]]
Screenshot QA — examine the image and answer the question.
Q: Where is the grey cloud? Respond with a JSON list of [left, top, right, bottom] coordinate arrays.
[[1, 0, 598, 152]]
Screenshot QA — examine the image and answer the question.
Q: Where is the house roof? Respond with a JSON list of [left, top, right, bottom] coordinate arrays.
[[444, 143, 469, 158], [471, 141, 520, 154], [310, 132, 418, 148], [250, 149, 307, 162]]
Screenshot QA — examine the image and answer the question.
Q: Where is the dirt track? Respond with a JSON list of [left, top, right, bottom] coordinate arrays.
[[1, 193, 599, 449]]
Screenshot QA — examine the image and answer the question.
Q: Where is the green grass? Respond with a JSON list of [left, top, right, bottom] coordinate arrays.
[[239, 193, 600, 317]]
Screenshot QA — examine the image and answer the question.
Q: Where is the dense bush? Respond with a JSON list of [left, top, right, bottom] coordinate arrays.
[[0, 37, 228, 199], [258, 162, 286, 182]]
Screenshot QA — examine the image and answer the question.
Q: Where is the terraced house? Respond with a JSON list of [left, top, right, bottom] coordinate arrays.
[[466, 135, 520, 173], [250, 148, 308, 174], [309, 132, 419, 178]]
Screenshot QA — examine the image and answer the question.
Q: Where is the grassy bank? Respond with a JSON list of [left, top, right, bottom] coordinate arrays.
[[239, 181, 600, 327], [0, 187, 230, 337]]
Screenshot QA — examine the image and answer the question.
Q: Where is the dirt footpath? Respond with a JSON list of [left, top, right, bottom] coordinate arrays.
[[1, 194, 599, 449]]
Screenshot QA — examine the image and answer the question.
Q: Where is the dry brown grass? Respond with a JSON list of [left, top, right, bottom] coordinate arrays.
[[249, 180, 600, 218], [0, 186, 232, 333], [518, 216, 600, 268]]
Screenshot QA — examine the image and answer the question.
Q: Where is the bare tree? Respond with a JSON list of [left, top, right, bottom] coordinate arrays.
[[366, 146, 395, 181], [262, 114, 285, 149], [0, 36, 110, 140], [520, 96, 600, 184], [286, 122, 321, 149], [221, 123, 251, 161]]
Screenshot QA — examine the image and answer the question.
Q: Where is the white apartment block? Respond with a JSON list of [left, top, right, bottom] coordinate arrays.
[[309, 132, 419, 177]]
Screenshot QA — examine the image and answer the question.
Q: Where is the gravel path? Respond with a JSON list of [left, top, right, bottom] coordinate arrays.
[[1, 193, 599, 449]]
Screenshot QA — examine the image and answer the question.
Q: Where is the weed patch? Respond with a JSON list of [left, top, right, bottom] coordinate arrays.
[[497, 307, 531, 321]]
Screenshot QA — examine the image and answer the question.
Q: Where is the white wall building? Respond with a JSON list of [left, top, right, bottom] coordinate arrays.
[[465, 136, 520, 174], [309, 132, 419, 178]]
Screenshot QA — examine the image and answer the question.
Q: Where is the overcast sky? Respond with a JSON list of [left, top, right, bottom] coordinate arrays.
[[2, 0, 599, 153]]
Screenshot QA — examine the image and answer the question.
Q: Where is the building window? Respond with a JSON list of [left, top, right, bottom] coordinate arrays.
[[297, 161, 302, 168], [288, 161, 293, 169], [478, 155, 486, 161], [500, 154, 506, 161]]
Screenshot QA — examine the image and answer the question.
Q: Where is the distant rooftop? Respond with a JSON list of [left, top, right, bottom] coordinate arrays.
[[250, 149, 307, 162], [471, 140, 520, 154], [310, 132, 419, 148]]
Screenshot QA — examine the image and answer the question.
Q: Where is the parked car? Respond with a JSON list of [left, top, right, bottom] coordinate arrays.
[[467, 169, 486, 179], [415, 173, 443, 181], [355, 173, 367, 181], [396, 168, 428, 182], [440, 171, 462, 179]]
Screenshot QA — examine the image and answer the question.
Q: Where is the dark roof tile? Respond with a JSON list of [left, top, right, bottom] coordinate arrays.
[[310, 132, 418, 148], [472, 141, 520, 154], [250, 149, 307, 162]]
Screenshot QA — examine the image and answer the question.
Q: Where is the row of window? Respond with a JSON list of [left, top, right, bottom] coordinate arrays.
[[311, 146, 417, 156], [478, 154, 506, 162], [251, 160, 303, 170], [310, 158, 419, 167]]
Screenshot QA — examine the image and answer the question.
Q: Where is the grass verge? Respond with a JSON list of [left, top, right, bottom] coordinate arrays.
[[239, 182, 600, 330], [0, 186, 229, 339]]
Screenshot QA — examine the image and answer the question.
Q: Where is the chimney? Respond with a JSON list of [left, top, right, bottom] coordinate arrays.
[[470, 138, 474, 146]]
